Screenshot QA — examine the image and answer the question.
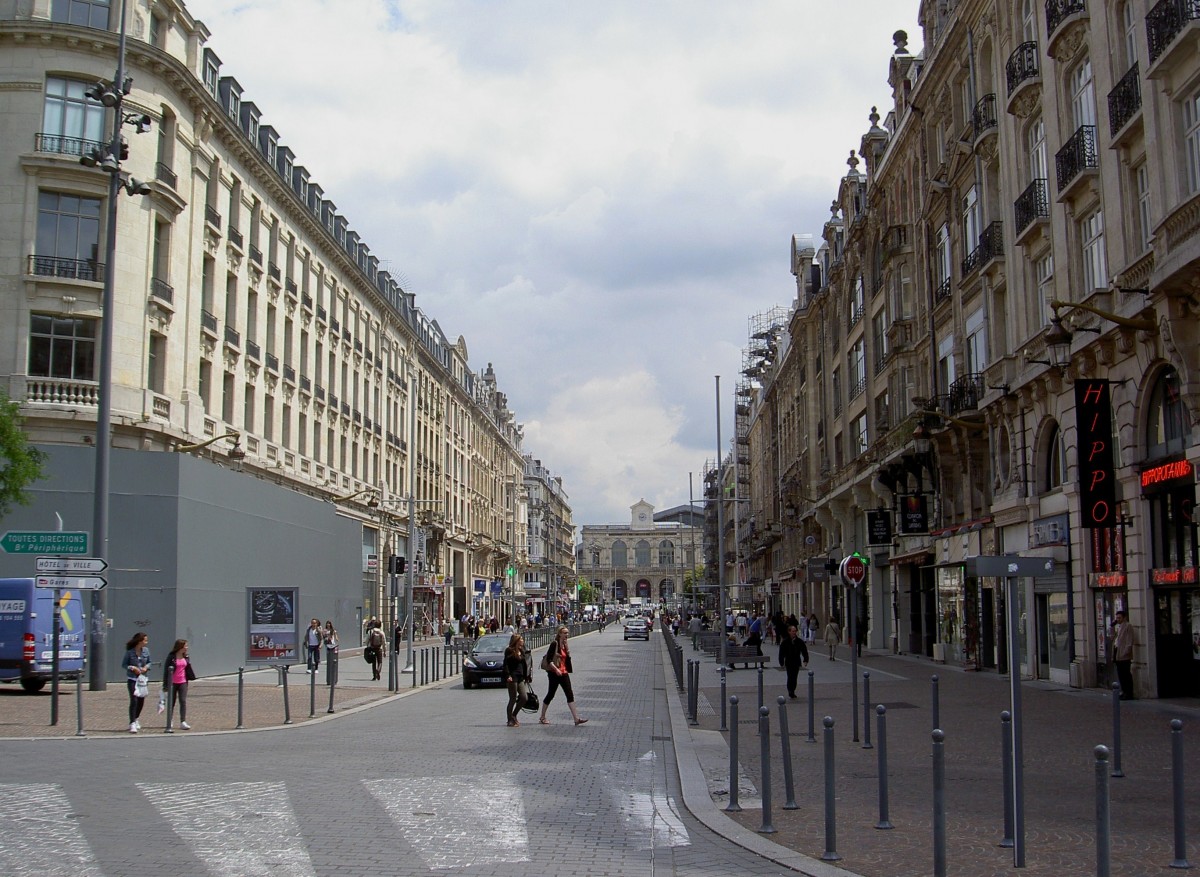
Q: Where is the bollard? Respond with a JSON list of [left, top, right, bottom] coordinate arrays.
[[1000, 711, 1014, 848], [777, 696, 798, 810], [1111, 682, 1125, 778], [726, 696, 742, 813], [282, 665, 292, 724], [821, 716, 840, 861], [862, 672, 873, 749], [75, 669, 84, 737], [1095, 745, 1111, 877], [933, 729, 947, 877], [309, 660, 317, 718], [757, 664, 765, 720], [876, 705, 893, 829], [236, 667, 245, 729], [720, 665, 728, 732], [807, 671, 816, 743], [688, 660, 699, 726], [758, 706, 776, 833], [327, 652, 338, 714], [931, 674, 940, 734], [1171, 719, 1191, 869]]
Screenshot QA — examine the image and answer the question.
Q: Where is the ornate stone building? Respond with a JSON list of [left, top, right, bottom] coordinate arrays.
[[579, 500, 700, 609]]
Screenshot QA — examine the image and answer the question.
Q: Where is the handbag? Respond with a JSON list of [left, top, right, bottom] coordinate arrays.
[[364, 647, 377, 664], [184, 662, 197, 682], [540, 645, 554, 672], [522, 686, 540, 712], [134, 675, 149, 698]]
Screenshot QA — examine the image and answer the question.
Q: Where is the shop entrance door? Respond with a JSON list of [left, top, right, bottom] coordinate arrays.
[[1154, 587, 1200, 698], [981, 587, 996, 669]]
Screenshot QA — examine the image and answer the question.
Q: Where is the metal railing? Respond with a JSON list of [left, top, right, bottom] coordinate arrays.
[[224, 325, 240, 348], [228, 226, 243, 248], [1108, 63, 1141, 137], [948, 373, 985, 414], [265, 353, 279, 373], [971, 94, 997, 139], [35, 133, 105, 157], [155, 161, 176, 188], [150, 277, 174, 304], [201, 309, 218, 333], [1046, 0, 1087, 37], [1148, 0, 1200, 64], [934, 277, 952, 305], [27, 254, 100, 281], [1055, 125, 1097, 191], [1006, 41, 1040, 95], [205, 204, 221, 228], [1014, 178, 1049, 235], [246, 340, 261, 361]]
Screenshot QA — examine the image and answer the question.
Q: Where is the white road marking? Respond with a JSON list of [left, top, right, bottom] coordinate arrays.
[[365, 774, 529, 869], [0, 784, 104, 877], [139, 782, 315, 877]]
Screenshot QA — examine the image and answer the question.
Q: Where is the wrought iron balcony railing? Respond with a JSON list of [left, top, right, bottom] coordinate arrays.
[[28, 254, 100, 281], [1108, 63, 1141, 137], [35, 133, 105, 158], [1148, 0, 1200, 64], [150, 277, 174, 304], [1006, 41, 1040, 95], [971, 94, 997, 139], [1014, 178, 1050, 235], [1046, 0, 1087, 37], [154, 161, 176, 189], [1055, 125, 1098, 191]]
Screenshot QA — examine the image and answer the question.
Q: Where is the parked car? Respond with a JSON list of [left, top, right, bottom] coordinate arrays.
[[623, 617, 650, 641], [462, 634, 510, 689]]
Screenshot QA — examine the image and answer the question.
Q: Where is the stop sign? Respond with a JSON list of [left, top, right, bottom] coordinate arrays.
[[840, 555, 866, 587]]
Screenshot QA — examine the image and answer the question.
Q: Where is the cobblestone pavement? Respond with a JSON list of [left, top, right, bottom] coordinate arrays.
[[666, 632, 1200, 877], [0, 628, 803, 877]]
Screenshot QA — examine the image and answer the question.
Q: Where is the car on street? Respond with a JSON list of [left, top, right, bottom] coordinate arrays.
[[623, 617, 650, 641], [462, 634, 510, 688]]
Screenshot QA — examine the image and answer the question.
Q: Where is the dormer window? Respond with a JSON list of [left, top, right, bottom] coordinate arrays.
[[203, 51, 220, 98]]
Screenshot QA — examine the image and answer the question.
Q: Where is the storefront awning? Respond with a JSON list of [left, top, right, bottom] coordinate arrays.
[[888, 548, 934, 566]]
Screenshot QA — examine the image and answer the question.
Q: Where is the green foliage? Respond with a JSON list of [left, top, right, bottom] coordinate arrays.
[[0, 391, 47, 520], [576, 580, 597, 605]]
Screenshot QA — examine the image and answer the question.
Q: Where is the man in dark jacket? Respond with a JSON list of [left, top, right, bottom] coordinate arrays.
[[779, 623, 808, 698]]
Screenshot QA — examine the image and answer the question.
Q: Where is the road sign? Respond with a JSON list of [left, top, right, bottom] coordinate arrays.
[[964, 555, 1055, 578], [1, 530, 89, 555], [35, 575, 107, 591], [840, 555, 867, 587], [35, 556, 108, 573]]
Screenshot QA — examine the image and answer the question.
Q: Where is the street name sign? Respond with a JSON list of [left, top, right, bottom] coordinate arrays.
[[35, 575, 107, 591], [964, 556, 1055, 578], [35, 556, 108, 573], [1, 530, 89, 555]]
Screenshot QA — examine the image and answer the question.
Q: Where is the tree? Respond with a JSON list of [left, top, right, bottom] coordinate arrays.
[[576, 579, 597, 606], [0, 390, 47, 520]]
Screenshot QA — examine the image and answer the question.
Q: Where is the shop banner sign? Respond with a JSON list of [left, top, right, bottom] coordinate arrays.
[[898, 493, 929, 535], [867, 509, 893, 545], [1075, 380, 1116, 528]]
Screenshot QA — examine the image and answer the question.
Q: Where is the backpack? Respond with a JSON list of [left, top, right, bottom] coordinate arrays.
[[369, 629, 384, 649]]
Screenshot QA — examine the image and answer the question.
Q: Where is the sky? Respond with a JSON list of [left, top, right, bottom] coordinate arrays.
[[185, 0, 922, 527]]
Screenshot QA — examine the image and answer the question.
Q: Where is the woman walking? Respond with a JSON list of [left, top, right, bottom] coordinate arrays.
[[539, 626, 587, 726], [504, 633, 531, 726], [324, 620, 339, 684], [824, 617, 842, 661], [162, 639, 196, 731], [121, 632, 151, 733]]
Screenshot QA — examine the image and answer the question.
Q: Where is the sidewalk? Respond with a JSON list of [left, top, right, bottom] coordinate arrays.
[[662, 632, 1200, 877], [0, 639, 441, 738]]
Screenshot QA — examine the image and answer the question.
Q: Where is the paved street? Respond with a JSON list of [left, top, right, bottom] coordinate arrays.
[[0, 628, 800, 877], [1, 626, 1198, 877]]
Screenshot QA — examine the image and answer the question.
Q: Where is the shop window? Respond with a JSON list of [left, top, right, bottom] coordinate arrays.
[[1146, 366, 1189, 459]]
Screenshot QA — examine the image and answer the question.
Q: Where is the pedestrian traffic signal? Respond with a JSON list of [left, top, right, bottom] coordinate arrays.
[[389, 556, 407, 575]]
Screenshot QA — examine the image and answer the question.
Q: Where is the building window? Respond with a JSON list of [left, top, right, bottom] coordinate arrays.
[[1135, 162, 1152, 251], [1183, 90, 1200, 195], [1035, 251, 1054, 328], [1146, 366, 1189, 459], [1080, 209, 1106, 293], [1121, 2, 1138, 68], [965, 307, 987, 374], [51, 0, 110, 29], [851, 413, 868, 456], [198, 360, 212, 411], [658, 540, 675, 565], [935, 223, 951, 286], [937, 334, 956, 392], [1070, 57, 1096, 129], [222, 371, 235, 423], [147, 332, 166, 394], [28, 315, 96, 380], [962, 184, 980, 253], [1027, 117, 1047, 180], [42, 77, 106, 153], [263, 394, 274, 443], [1021, 0, 1037, 42], [1044, 422, 1065, 492], [36, 191, 101, 279], [612, 540, 628, 566]]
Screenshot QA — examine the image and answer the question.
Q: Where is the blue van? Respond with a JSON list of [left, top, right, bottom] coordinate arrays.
[[0, 578, 85, 692]]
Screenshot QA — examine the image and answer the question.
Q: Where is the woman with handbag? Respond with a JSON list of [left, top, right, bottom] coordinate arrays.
[[538, 626, 587, 726], [503, 633, 532, 726], [121, 632, 151, 733], [162, 639, 196, 730]]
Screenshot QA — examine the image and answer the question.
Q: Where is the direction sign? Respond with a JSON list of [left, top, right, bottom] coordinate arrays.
[[1, 530, 89, 555], [964, 556, 1055, 578], [35, 556, 108, 574], [840, 555, 867, 587], [35, 575, 107, 591]]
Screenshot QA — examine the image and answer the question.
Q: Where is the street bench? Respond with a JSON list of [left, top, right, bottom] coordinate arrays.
[[695, 632, 724, 653], [720, 645, 769, 669]]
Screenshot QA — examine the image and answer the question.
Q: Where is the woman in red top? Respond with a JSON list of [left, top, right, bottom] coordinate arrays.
[[162, 638, 195, 731], [538, 626, 587, 726]]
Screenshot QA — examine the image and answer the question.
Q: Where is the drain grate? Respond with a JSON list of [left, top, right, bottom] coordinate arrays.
[[650, 735, 671, 741]]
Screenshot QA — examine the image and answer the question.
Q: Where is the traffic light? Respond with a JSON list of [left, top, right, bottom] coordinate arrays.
[[389, 556, 407, 575], [506, 565, 515, 577]]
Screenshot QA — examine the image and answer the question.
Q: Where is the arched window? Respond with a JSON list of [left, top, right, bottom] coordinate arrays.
[[611, 541, 628, 567], [658, 540, 675, 565], [635, 540, 651, 566], [1043, 422, 1065, 492], [1146, 366, 1189, 460]]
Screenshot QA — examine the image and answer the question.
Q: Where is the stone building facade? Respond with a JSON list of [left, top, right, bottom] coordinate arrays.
[[735, 0, 1200, 700], [578, 501, 700, 609]]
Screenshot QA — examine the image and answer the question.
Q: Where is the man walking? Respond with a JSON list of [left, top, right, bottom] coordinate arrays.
[[779, 623, 806, 698], [1113, 610, 1135, 700]]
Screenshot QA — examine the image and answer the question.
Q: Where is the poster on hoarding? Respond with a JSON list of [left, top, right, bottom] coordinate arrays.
[[246, 587, 300, 664]]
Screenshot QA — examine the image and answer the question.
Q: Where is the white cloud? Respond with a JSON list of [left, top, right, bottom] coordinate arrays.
[[185, 0, 922, 526]]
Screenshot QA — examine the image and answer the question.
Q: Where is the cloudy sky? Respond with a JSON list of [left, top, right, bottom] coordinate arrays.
[[186, 0, 922, 526]]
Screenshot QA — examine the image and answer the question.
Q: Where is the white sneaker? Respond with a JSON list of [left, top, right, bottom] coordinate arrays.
[[180, 721, 191, 730], [129, 723, 138, 733], [133, 721, 141, 731]]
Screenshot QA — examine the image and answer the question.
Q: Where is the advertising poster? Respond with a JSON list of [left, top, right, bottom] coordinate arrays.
[[247, 587, 299, 664]]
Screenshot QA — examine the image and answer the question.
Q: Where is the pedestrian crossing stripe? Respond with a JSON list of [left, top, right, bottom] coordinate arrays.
[[139, 782, 316, 877], [0, 784, 104, 877], [365, 774, 530, 869]]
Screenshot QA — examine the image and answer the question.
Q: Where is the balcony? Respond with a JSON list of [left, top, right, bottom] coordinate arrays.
[[849, 376, 867, 401], [971, 94, 998, 142], [1014, 178, 1050, 243], [1046, 0, 1088, 57], [1148, 0, 1200, 77], [228, 226, 243, 250], [1005, 42, 1041, 116], [933, 277, 952, 305], [341, 402, 350, 417], [283, 365, 296, 385], [1055, 125, 1098, 197], [316, 305, 327, 324], [248, 246, 263, 266], [246, 340, 261, 361], [154, 161, 177, 189], [301, 293, 312, 311], [300, 375, 311, 393], [224, 325, 240, 349], [265, 353, 279, 373], [315, 383, 326, 401], [150, 277, 174, 305], [27, 254, 101, 282], [35, 133, 105, 158], [268, 262, 282, 283], [354, 339, 363, 354], [1108, 63, 1142, 142], [200, 309, 218, 335], [204, 204, 222, 229], [284, 277, 297, 296], [948, 373, 985, 415], [330, 318, 341, 335], [328, 391, 339, 409], [962, 221, 1004, 277]]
